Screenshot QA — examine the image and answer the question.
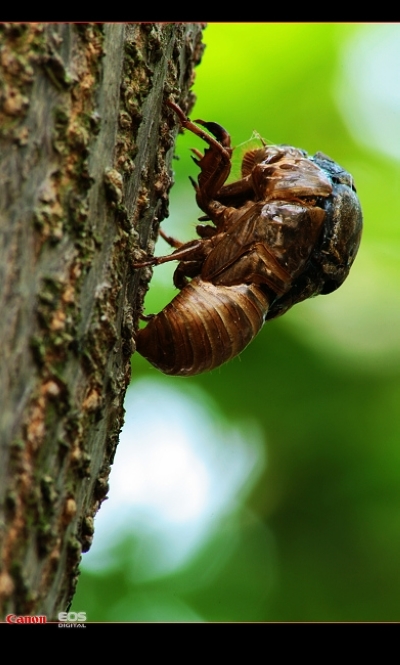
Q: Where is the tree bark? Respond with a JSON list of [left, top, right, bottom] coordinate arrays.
[[0, 22, 204, 620]]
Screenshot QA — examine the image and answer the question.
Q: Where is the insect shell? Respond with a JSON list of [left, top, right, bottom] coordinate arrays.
[[134, 101, 363, 377]]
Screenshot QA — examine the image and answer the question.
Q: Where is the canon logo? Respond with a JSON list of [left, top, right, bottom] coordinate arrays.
[[6, 614, 47, 624]]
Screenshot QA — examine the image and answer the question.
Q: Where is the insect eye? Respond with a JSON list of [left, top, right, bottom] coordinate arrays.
[[332, 172, 354, 190]]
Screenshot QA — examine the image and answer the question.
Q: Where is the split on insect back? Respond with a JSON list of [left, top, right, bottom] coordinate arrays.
[[134, 99, 363, 377]]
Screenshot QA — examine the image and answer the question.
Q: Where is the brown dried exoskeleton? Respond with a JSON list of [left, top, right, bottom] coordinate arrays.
[[135, 101, 362, 376]]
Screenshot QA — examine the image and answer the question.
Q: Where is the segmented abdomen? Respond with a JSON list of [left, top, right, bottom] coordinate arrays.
[[136, 277, 270, 376]]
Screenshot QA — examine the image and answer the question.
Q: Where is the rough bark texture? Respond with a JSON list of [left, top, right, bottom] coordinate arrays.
[[0, 22, 204, 620]]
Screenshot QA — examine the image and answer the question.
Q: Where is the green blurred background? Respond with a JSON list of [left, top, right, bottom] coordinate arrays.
[[72, 24, 400, 622]]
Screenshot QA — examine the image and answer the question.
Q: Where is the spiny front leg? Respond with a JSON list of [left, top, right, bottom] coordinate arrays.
[[167, 100, 231, 152], [167, 100, 234, 216]]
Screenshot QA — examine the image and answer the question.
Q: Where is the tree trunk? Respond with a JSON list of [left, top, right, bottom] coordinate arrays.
[[0, 22, 204, 620]]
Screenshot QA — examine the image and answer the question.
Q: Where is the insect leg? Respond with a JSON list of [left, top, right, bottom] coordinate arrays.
[[167, 101, 231, 155], [191, 148, 204, 160], [159, 228, 183, 249], [133, 238, 209, 270], [173, 260, 203, 289], [167, 100, 233, 211], [193, 119, 231, 149], [196, 224, 218, 239]]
